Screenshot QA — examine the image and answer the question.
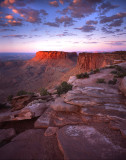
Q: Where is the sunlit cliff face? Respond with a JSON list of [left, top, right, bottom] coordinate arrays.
[[0, 0, 126, 52]]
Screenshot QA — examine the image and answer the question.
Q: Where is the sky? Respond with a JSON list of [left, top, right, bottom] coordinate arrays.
[[0, 0, 126, 53]]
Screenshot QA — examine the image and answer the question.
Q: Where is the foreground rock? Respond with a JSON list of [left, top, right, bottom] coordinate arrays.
[[57, 125, 126, 160], [44, 127, 58, 136], [50, 97, 78, 112], [0, 128, 16, 143], [11, 95, 36, 111], [34, 108, 54, 128], [119, 76, 126, 96], [0, 129, 63, 160], [0, 102, 47, 122]]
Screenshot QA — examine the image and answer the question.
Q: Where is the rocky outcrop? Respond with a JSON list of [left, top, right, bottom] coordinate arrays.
[[119, 76, 126, 96], [77, 52, 126, 72], [32, 51, 77, 61]]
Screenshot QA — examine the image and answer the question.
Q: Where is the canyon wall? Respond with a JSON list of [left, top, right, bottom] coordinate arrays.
[[77, 52, 126, 72], [32, 51, 77, 62]]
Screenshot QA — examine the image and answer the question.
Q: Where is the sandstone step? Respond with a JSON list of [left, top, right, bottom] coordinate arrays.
[[57, 125, 126, 160]]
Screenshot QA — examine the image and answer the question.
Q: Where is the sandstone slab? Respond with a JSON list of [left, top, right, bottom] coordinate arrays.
[[11, 95, 35, 111], [109, 118, 126, 138], [57, 125, 126, 160], [53, 112, 84, 127], [44, 127, 58, 136], [50, 97, 78, 112], [119, 76, 126, 96], [0, 129, 63, 160], [34, 108, 53, 128], [0, 128, 16, 143]]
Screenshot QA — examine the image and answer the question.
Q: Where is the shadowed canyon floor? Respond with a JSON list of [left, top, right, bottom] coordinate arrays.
[[0, 62, 126, 160]]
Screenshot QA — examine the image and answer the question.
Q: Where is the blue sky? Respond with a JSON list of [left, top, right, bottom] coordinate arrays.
[[0, 0, 126, 53]]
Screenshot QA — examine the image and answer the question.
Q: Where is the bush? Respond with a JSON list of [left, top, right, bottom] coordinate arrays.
[[111, 65, 126, 78], [108, 78, 117, 85], [40, 88, 49, 96], [96, 78, 106, 83], [7, 95, 13, 101], [76, 72, 89, 79], [17, 90, 27, 96], [56, 81, 72, 95], [93, 68, 100, 74]]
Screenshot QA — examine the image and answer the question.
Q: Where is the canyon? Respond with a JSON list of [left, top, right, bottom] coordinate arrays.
[[0, 51, 126, 103], [0, 51, 126, 160]]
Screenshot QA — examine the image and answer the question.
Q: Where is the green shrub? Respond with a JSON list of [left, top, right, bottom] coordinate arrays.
[[111, 65, 126, 78], [40, 88, 49, 96], [93, 68, 100, 74], [17, 90, 27, 96], [96, 78, 106, 83], [76, 72, 89, 79], [56, 81, 72, 95], [7, 95, 13, 101], [111, 70, 118, 74], [108, 78, 117, 85]]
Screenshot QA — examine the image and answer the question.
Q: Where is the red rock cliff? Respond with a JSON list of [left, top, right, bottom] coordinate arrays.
[[77, 52, 126, 72], [32, 51, 77, 61]]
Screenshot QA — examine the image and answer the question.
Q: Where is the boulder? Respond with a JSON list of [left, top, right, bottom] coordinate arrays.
[[57, 125, 126, 160], [11, 95, 36, 111], [50, 97, 78, 112], [0, 129, 63, 160], [0, 128, 16, 143], [119, 76, 126, 96], [44, 127, 58, 136], [34, 108, 53, 128], [109, 118, 126, 138], [53, 112, 84, 127]]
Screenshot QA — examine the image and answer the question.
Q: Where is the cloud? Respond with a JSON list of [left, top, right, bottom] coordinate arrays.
[[40, 9, 48, 16], [0, 28, 15, 31], [83, 41, 98, 44], [98, 2, 119, 14], [101, 27, 114, 34], [86, 20, 98, 25], [5, 14, 13, 19], [2, 34, 27, 38], [108, 19, 123, 27], [105, 41, 126, 46], [75, 25, 96, 32], [49, 1, 59, 7], [56, 31, 76, 36], [0, 0, 33, 7], [44, 22, 59, 27], [7, 19, 22, 26], [100, 12, 126, 24], [59, 0, 103, 18], [11, 7, 41, 23], [55, 16, 75, 27], [59, 0, 64, 4]]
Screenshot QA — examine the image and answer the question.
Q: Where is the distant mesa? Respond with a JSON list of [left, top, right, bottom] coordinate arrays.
[[32, 51, 77, 61]]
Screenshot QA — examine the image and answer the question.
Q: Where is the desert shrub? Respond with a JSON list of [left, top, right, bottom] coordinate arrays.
[[93, 68, 100, 74], [108, 78, 117, 85], [17, 90, 27, 96], [108, 65, 116, 69], [111, 65, 126, 78], [111, 70, 118, 74], [76, 72, 89, 79], [40, 88, 49, 96], [7, 95, 13, 101], [56, 81, 72, 95], [96, 78, 106, 83], [27, 92, 34, 96]]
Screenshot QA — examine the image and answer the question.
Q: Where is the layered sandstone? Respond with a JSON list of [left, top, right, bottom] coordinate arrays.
[[32, 51, 77, 61], [77, 52, 126, 72]]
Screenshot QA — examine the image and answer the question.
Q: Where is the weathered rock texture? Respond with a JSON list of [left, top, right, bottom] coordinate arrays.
[[77, 52, 126, 72]]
